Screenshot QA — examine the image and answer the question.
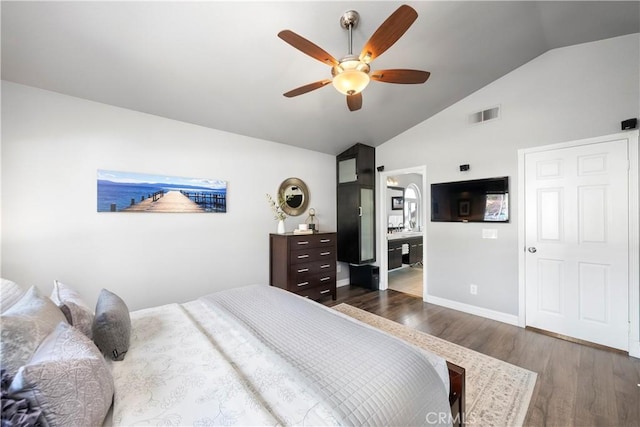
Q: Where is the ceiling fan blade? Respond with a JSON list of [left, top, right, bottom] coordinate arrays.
[[370, 69, 431, 84], [347, 93, 362, 111], [278, 30, 339, 67], [283, 79, 332, 98], [359, 5, 418, 63]]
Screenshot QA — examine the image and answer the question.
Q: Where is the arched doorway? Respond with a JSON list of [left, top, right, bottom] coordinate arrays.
[[382, 173, 425, 298]]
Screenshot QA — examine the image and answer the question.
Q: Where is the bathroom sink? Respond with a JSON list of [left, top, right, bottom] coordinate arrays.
[[387, 231, 422, 240]]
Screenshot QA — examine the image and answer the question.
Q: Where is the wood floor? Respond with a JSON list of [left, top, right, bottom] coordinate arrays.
[[323, 286, 640, 427], [388, 264, 423, 297]]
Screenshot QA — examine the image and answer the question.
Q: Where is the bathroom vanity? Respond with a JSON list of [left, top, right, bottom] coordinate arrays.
[[387, 232, 423, 270]]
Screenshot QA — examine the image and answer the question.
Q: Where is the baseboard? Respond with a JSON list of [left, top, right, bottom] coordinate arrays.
[[425, 295, 520, 327], [629, 339, 640, 359], [337, 278, 350, 288]]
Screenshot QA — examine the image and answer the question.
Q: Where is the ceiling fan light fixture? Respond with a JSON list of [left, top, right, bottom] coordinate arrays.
[[331, 56, 370, 95], [278, 5, 429, 110], [332, 70, 370, 96]]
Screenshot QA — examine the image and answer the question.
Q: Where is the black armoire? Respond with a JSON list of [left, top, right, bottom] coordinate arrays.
[[336, 143, 376, 265]]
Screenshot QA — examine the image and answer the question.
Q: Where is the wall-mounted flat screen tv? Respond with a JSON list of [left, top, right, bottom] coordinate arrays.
[[431, 177, 509, 222]]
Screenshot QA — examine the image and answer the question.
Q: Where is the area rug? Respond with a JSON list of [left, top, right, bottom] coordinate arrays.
[[333, 303, 537, 427]]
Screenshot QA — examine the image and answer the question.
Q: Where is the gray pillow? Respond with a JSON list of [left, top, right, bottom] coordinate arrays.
[[8, 322, 114, 427], [50, 280, 95, 339], [0, 286, 68, 377], [92, 288, 131, 361]]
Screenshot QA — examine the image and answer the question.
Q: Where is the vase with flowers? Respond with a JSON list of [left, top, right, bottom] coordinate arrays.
[[266, 193, 287, 234]]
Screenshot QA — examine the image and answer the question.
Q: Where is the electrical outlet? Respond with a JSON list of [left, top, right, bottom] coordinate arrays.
[[470, 284, 478, 295]]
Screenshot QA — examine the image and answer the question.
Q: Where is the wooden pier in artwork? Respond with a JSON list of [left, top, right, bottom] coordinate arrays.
[[179, 191, 225, 210], [123, 190, 204, 212]]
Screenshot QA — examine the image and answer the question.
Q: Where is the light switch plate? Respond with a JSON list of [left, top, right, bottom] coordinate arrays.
[[482, 229, 498, 239]]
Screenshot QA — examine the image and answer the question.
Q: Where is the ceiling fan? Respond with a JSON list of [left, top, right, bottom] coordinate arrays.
[[278, 4, 430, 112]]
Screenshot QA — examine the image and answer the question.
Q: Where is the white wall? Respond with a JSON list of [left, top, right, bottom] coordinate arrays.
[[377, 34, 640, 316], [1, 82, 336, 311]]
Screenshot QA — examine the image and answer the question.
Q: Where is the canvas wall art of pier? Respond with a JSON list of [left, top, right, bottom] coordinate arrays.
[[97, 169, 227, 213]]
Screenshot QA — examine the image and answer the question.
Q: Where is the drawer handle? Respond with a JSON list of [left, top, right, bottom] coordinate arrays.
[[297, 282, 309, 287], [320, 239, 331, 243], [320, 251, 331, 256], [320, 289, 331, 294], [320, 276, 331, 282], [297, 254, 310, 259], [297, 268, 309, 273], [297, 241, 309, 245], [388, 249, 394, 252], [320, 264, 331, 269]]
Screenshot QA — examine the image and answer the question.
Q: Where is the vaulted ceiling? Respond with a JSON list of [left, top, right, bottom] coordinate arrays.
[[2, 1, 638, 155]]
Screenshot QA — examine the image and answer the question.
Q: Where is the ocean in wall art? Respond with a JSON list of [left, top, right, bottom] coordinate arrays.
[[97, 169, 227, 213]]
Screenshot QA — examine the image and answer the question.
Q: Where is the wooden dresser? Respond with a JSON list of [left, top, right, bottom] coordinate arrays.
[[269, 232, 337, 301]]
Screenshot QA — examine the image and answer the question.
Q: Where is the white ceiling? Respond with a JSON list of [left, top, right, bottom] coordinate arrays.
[[2, 1, 638, 155]]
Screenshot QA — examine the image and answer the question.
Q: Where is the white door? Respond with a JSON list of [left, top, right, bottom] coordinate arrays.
[[524, 138, 629, 350]]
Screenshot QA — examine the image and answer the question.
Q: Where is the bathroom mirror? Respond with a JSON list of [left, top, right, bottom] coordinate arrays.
[[278, 177, 309, 216], [387, 186, 405, 231]]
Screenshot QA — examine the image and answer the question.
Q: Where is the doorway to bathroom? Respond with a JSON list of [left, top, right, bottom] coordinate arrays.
[[378, 166, 427, 299]]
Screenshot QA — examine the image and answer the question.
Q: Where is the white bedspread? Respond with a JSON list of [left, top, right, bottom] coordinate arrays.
[[110, 302, 340, 426], [110, 303, 277, 426]]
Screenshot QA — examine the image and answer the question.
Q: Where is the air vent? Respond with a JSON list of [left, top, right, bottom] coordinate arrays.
[[469, 106, 500, 124]]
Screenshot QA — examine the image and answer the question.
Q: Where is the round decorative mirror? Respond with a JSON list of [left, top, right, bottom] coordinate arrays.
[[278, 177, 309, 217]]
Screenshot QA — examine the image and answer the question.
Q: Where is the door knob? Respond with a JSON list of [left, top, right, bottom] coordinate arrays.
[[527, 247, 537, 253]]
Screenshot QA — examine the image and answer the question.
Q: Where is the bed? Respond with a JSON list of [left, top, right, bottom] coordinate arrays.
[[1, 279, 465, 427]]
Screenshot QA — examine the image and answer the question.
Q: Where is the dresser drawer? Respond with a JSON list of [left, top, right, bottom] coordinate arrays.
[[289, 234, 336, 250], [288, 272, 335, 292], [295, 283, 335, 300], [290, 260, 335, 279], [290, 247, 335, 264]]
